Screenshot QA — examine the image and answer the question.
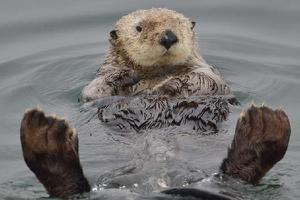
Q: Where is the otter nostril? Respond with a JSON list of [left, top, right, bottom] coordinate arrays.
[[160, 29, 178, 50]]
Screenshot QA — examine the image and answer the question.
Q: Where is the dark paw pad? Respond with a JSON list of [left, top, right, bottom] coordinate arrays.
[[21, 108, 77, 155], [20, 108, 89, 197], [111, 69, 141, 88], [236, 105, 290, 154], [221, 105, 291, 184]]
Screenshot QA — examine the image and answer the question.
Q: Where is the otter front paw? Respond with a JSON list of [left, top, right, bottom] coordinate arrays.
[[220, 105, 291, 184], [153, 77, 185, 96], [153, 83, 177, 96], [20, 108, 90, 198], [109, 69, 141, 90]]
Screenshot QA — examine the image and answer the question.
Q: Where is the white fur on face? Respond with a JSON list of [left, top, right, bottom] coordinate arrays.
[[126, 41, 193, 67], [115, 8, 195, 67]]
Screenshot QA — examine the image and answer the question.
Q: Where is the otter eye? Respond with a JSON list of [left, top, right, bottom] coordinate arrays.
[[110, 30, 118, 40], [136, 26, 142, 32], [191, 21, 196, 30]]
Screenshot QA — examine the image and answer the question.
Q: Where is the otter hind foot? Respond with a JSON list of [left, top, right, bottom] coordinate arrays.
[[221, 105, 291, 184], [20, 108, 90, 198]]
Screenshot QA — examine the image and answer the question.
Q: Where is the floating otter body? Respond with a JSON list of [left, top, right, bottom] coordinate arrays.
[[20, 8, 291, 199], [82, 8, 235, 132]]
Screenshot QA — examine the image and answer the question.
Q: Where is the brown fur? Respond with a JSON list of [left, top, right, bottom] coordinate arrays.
[[20, 109, 90, 198], [220, 105, 291, 184]]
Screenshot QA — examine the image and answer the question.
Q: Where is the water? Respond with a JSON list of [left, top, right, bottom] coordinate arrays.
[[0, 0, 299, 199]]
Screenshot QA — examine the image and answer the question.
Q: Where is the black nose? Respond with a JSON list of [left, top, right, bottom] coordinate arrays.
[[160, 29, 178, 50]]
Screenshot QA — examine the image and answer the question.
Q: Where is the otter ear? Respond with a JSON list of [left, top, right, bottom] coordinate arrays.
[[191, 21, 196, 30], [110, 30, 118, 40]]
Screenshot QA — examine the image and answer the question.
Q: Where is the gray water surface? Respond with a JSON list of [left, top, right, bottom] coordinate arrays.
[[0, 0, 300, 199]]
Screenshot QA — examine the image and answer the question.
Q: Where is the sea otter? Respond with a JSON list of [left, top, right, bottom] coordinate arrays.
[[20, 8, 291, 199], [82, 8, 235, 132]]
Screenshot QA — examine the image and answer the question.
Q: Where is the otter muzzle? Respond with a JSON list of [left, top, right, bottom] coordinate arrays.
[[160, 29, 178, 50]]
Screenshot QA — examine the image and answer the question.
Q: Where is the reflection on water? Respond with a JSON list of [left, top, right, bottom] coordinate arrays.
[[0, 0, 300, 199]]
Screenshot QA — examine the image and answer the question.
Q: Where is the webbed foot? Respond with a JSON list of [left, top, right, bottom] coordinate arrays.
[[221, 105, 291, 184], [20, 108, 90, 198]]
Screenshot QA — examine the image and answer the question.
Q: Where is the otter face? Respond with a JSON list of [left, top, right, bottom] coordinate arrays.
[[110, 9, 196, 67]]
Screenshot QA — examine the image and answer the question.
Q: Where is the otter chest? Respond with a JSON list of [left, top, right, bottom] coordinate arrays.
[[132, 77, 166, 94]]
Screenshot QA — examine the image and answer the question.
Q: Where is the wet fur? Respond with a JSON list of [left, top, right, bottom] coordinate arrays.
[[97, 95, 230, 132], [20, 109, 90, 198], [220, 105, 291, 184]]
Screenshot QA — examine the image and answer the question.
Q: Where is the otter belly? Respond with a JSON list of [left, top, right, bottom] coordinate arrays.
[[96, 95, 230, 132]]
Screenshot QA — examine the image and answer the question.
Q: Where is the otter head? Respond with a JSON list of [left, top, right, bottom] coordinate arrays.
[[109, 8, 197, 67]]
